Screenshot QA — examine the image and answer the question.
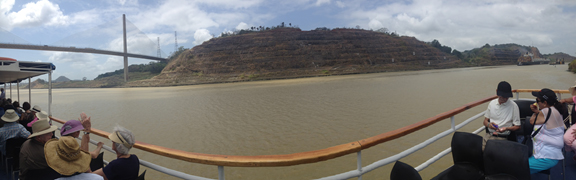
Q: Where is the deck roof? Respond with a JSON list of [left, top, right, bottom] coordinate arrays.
[[0, 60, 55, 84]]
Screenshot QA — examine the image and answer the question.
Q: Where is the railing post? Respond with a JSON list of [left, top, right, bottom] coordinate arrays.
[[218, 166, 225, 180], [451, 116, 455, 131], [357, 151, 362, 180], [516, 92, 519, 100]]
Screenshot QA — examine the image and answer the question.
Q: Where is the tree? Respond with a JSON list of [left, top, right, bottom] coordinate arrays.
[[82, 77, 87, 81], [356, 25, 361, 29], [452, 50, 463, 59], [375, 28, 388, 33]]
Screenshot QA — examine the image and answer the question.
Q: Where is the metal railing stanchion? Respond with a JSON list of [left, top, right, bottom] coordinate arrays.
[[218, 166, 225, 180], [357, 151, 362, 180]]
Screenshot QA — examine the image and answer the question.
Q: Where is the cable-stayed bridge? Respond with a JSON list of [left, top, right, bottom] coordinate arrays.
[[0, 14, 169, 81]]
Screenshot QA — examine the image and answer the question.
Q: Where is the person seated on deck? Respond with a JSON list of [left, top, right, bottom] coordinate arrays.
[[45, 136, 104, 180], [18, 102, 34, 133], [60, 113, 104, 159], [0, 109, 31, 155], [19, 119, 60, 180], [528, 88, 565, 174], [560, 82, 576, 160], [482, 81, 521, 149], [26, 106, 52, 130], [13, 101, 23, 115], [93, 125, 139, 180]]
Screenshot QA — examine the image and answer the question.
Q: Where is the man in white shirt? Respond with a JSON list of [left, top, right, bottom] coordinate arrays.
[[482, 81, 521, 149]]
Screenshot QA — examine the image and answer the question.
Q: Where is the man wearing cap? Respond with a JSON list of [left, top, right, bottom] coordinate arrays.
[[19, 119, 59, 180], [45, 136, 103, 180], [0, 109, 31, 155], [482, 81, 521, 149]]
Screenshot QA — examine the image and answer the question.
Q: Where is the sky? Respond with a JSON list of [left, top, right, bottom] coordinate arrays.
[[1, 0, 575, 80]]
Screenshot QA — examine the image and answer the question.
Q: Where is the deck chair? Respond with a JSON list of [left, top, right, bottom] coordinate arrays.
[[136, 170, 147, 180], [432, 132, 484, 180], [90, 152, 104, 171], [390, 161, 421, 180], [483, 140, 531, 180], [514, 99, 537, 139], [25, 168, 61, 180], [5, 137, 27, 180]]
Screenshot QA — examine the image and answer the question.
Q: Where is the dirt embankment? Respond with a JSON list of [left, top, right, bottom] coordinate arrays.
[[129, 28, 464, 87]]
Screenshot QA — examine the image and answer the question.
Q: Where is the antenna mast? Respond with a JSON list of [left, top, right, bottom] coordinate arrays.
[[174, 31, 178, 52]]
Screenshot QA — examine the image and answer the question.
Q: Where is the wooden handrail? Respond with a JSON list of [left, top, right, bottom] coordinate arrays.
[[49, 89, 571, 167]]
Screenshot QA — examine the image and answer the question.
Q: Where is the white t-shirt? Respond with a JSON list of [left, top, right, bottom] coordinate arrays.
[[484, 98, 521, 133], [55, 173, 104, 180]]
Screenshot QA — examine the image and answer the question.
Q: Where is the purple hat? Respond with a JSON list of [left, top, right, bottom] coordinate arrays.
[[60, 120, 84, 136]]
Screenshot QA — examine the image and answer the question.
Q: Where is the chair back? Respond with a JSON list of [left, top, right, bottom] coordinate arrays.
[[513, 99, 536, 137], [90, 152, 104, 171], [444, 131, 485, 180], [6, 137, 27, 170], [136, 170, 147, 180], [483, 140, 531, 180]]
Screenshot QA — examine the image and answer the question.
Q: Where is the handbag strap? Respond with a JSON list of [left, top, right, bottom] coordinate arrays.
[[531, 107, 552, 138]]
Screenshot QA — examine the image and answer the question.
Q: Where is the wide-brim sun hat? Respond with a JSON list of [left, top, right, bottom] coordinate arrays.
[[109, 131, 133, 149], [496, 81, 513, 98], [28, 120, 58, 138], [31, 105, 42, 113], [60, 120, 84, 136], [36, 111, 49, 121], [1, 109, 19, 123], [44, 136, 91, 175]]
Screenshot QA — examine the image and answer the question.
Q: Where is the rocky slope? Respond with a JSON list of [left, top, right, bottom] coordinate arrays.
[[130, 28, 462, 86]]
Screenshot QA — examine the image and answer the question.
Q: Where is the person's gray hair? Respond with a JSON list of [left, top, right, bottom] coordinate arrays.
[[112, 125, 135, 155]]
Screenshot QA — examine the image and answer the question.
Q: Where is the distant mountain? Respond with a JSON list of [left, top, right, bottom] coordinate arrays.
[[53, 76, 71, 82], [461, 44, 543, 66]]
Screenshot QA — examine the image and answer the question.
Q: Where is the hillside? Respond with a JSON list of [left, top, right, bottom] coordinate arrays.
[[131, 28, 463, 86], [461, 44, 544, 66]]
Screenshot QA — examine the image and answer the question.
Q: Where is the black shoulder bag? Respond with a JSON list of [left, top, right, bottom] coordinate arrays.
[[522, 107, 551, 157]]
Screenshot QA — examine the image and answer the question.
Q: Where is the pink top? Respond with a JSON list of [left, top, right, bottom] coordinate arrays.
[[27, 117, 38, 127]]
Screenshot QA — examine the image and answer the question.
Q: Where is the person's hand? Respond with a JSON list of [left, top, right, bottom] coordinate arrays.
[[572, 129, 576, 139], [97, 142, 104, 148], [530, 103, 539, 113], [80, 112, 91, 133], [496, 127, 507, 132], [488, 122, 498, 130]]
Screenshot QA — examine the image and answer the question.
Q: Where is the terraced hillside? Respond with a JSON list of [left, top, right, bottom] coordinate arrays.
[[136, 28, 462, 86]]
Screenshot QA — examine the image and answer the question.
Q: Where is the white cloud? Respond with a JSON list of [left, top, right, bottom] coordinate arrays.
[[193, 29, 213, 45], [6, 0, 70, 28], [316, 0, 331, 6], [236, 22, 250, 30]]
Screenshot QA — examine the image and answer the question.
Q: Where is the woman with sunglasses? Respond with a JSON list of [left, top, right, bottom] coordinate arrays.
[[528, 88, 565, 174]]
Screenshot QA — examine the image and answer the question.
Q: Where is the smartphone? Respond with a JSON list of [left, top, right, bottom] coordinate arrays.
[[493, 124, 499, 129]]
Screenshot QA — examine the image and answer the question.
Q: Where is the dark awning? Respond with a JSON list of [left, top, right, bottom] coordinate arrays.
[[0, 60, 56, 84]]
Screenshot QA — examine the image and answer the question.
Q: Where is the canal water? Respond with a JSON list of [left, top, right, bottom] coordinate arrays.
[[10, 64, 575, 179]]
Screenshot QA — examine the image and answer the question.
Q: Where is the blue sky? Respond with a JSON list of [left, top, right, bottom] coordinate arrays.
[[1, 0, 576, 80]]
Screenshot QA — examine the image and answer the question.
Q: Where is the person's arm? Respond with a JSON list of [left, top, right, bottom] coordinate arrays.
[[93, 168, 109, 180], [559, 97, 574, 104], [80, 113, 91, 152], [90, 142, 104, 159]]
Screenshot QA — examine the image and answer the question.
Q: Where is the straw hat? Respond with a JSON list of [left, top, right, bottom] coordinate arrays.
[[44, 136, 91, 175], [36, 111, 49, 120], [109, 131, 133, 149], [28, 120, 58, 138]]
